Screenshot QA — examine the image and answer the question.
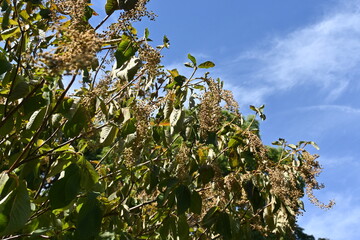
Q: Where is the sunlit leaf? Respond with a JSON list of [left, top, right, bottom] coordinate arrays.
[[26, 108, 46, 131], [144, 28, 150, 39], [1, 26, 20, 40], [105, 0, 119, 15], [198, 61, 215, 69], [100, 125, 118, 146], [114, 35, 137, 69], [187, 54, 196, 66], [309, 141, 320, 150], [1, 181, 31, 235], [0, 172, 9, 196]]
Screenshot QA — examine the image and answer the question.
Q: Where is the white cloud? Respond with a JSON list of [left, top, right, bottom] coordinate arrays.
[[230, 0, 360, 105], [299, 105, 360, 115], [223, 83, 271, 106]]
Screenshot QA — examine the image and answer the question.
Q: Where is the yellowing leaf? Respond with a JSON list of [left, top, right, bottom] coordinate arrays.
[[159, 121, 170, 126], [198, 61, 215, 69], [167, 69, 179, 78]]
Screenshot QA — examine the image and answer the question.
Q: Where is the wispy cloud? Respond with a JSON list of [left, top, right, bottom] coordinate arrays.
[[299, 105, 360, 114], [298, 192, 360, 240], [229, 0, 360, 105]]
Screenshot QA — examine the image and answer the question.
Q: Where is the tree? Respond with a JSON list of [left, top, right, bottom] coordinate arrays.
[[0, 0, 333, 239]]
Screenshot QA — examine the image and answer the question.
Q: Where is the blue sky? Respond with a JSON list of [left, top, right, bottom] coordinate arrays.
[[95, 1, 360, 239]]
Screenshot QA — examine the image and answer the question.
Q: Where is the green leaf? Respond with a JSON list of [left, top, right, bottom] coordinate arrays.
[[175, 185, 191, 215], [1, 8, 10, 30], [167, 69, 179, 78], [201, 207, 219, 228], [174, 75, 186, 86], [0, 191, 13, 233], [0, 116, 14, 136], [1, 0, 9, 11], [84, 5, 94, 21], [113, 57, 142, 82], [100, 125, 118, 146], [309, 141, 320, 150], [8, 80, 30, 101], [105, 0, 119, 15], [122, 0, 138, 11], [163, 35, 170, 48], [0, 51, 12, 75], [190, 191, 202, 215], [187, 54, 196, 66], [39, 8, 52, 19], [288, 144, 297, 150], [121, 118, 136, 137], [250, 105, 266, 121], [114, 35, 137, 69], [215, 212, 232, 240], [170, 108, 185, 134], [160, 216, 176, 239], [49, 164, 81, 209], [243, 180, 265, 212], [0, 213, 7, 234], [57, 97, 74, 117], [1, 181, 31, 235], [177, 215, 189, 239], [184, 62, 194, 68], [74, 193, 102, 240], [0, 172, 9, 195], [170, 108, 182, 127], [26, 108, 46, 131], [229, 149, 240, 168], [1, 27, 21, 40], [82, 68, 90, 83], [144, 28, 150, 39], [198, 61, 215, 69], [62, 105, 88, 138], [228, 138, 239, 148], [79, 158, 100, 190], [199, 165, 215, 184]]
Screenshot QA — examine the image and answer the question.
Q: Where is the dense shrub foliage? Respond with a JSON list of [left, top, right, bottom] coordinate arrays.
[[0, 0, 333, 239]]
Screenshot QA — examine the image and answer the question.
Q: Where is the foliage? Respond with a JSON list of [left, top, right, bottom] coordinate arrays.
[[0, 0, 333, 239]]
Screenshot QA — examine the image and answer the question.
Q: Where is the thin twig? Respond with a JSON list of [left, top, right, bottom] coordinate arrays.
[[0, 79, 45, 129], [91, 48, 111, 88], [95, 143, 117, 169], [20, 124, 107, 165], [95, 13, 112, 31], [3, 0, 25, 116], [29, 120, 67, 156], [129, 199, 157, 211], [7, 73, 78, 172]]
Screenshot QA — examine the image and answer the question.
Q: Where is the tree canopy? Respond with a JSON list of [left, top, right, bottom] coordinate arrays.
[[0, 0, 333, 239]]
